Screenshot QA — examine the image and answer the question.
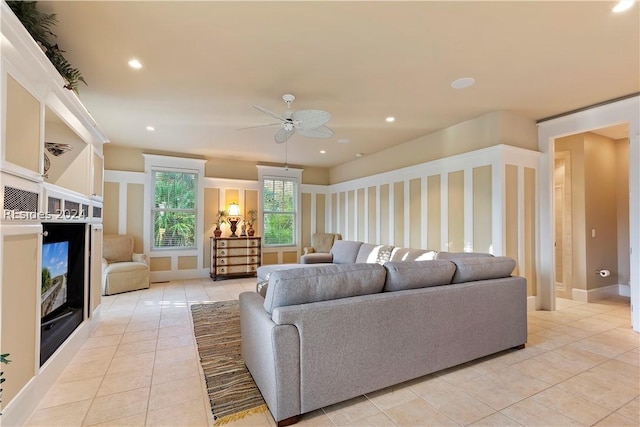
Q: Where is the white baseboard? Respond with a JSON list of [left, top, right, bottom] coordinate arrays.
[[150, 268, 210, 283], [619, 285, 631, 297], [572, 284, 629, 302], [527, 296, 537, 312]]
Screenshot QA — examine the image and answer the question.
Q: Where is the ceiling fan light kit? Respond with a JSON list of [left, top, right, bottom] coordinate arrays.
[[248, 93, 335, 144]]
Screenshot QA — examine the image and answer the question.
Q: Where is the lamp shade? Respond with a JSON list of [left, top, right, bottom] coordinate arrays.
[[228, 203, 241, 216]]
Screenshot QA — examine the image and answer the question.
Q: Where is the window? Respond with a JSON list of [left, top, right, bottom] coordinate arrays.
[[152, 170, 197, 249], [262, 177, 297, 246]]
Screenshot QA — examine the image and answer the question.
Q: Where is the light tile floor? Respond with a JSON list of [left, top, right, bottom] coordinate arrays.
[[25, 278, 639, 427]]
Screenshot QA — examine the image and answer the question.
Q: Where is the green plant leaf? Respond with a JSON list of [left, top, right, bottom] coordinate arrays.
[[7, 1, 86, 93]]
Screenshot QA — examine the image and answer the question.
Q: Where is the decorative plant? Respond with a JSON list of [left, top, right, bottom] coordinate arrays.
[[0, 353, 10, 416], [7, 1, 87, 93], [215, 210, 228, 228], [246, 209, 258, 228]]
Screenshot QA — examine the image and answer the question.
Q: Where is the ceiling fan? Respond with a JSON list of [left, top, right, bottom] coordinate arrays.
[[244, 94, 334, 144]]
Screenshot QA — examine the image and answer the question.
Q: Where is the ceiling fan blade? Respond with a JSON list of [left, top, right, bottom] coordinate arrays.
[[254, 105, 286, 122], [292, 109, 332, 130], [296, 125, 334, 139], [236, 122, 281, 131], [274, 127, 294, 144]]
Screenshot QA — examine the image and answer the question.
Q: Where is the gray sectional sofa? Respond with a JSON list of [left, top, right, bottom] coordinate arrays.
[[240, 255, 527, 426], [257, 239, 441, 284]]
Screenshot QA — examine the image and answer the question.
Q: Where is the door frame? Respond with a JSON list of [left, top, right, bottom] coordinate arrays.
[[537, 95, 639, 332]]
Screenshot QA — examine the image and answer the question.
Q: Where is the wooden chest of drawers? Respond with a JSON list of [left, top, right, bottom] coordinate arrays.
[[210, 237, 261, 281]]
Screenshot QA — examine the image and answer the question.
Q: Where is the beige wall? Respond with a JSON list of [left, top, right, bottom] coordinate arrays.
[[448, 171, 464, 252], [330, 111, 537, 183], [103, 182, 119, 235], [427, 175, 441, 251], [104, 144, 330, 185], [505, 165, 519, 274], [127, 184, 144, 253], [473, 166, 492, 253], [584, 133, 619, 291]]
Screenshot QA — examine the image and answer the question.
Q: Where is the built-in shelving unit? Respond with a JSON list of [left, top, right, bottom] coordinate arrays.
[[0, 2, 108, 424]]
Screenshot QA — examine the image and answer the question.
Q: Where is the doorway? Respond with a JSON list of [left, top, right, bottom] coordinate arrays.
[[554, 151, 573, 299], [552, 124, 630, 306], [537, 95, 639, 332]]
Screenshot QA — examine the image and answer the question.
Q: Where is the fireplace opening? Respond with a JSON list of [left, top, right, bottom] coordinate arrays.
[[40, 222, 86, 366]]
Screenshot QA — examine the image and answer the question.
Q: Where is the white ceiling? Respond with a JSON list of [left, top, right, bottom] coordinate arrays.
[[38, 1, 639, 168]]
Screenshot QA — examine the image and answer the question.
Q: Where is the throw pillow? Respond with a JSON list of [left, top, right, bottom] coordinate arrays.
[[383, 260, 456, 291], [450, 256, 516, 283]]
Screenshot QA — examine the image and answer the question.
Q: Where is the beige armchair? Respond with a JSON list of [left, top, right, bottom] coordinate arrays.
[[301, 232, 342, 263], [102, 234, 150, 296]]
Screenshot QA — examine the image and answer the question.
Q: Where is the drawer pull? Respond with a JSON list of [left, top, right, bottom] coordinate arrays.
[[220, 250, 226, 255], [220, 259, 225, 264]]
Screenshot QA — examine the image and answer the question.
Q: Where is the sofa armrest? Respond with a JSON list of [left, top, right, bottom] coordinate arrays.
[[239, 292, 301, 422], [303, 246, 315, 255], [132, 253, 149, 265], [102, 258, 109, 271], [300, 252, 333, 264]]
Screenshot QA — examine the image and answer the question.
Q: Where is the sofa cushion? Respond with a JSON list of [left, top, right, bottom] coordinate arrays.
[[263, 263, 386, 314], [389, 248, 437, 262], [355, 244, 394, 264], [257, 264, 307, 282], [300, 252, 333, 264], [451, 256, 516, 283], [383, 260, 456, 292], [435, 251, 494, 260], [330, 240, 364, 264]]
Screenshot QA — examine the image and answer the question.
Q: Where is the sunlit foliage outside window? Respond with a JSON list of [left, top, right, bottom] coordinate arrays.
[[153, 171, 197, 249], [263, 177, 297, 246]]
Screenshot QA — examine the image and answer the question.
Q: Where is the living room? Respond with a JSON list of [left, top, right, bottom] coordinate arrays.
[[1, 1, 639, 426]]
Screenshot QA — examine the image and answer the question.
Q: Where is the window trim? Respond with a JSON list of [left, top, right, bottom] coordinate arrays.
[[257, 165, 302, 249], [151, 169, 198, 250], [143, 155, 206, 261]]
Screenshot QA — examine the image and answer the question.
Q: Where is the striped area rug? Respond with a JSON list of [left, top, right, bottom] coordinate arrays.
[[191, 300, 267, 425]]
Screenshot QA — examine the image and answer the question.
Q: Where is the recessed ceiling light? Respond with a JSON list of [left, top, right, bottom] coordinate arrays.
[[451, 77, 475, 89], [356, 153, 364, 158], [146, 125, 155, 131], [612, 0, 635, 12], [320, 150, 326, 154], [338, 138, 350, 144], [128, 58, 143, 69], [386, 117, 395, 123]]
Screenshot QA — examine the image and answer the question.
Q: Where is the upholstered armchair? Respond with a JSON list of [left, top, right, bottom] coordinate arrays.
[[300, 232, 342, 264], [102, 234, 150, 296]]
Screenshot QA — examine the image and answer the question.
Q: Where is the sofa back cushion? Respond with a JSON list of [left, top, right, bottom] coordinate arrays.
[[389, 247, 437, 262], [355, 243, 394, 264], [451, 256, 516, 283], [311, 233, 342, 253], [383, 260, 456, 292], [330, 240, 364, 264], [263, 263, 385, 314], [435, 251, 494, 260]]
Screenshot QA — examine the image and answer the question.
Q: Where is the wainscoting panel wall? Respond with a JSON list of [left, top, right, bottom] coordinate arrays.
[[104, 145, 539, 290], [312, 145, 540, 297]]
